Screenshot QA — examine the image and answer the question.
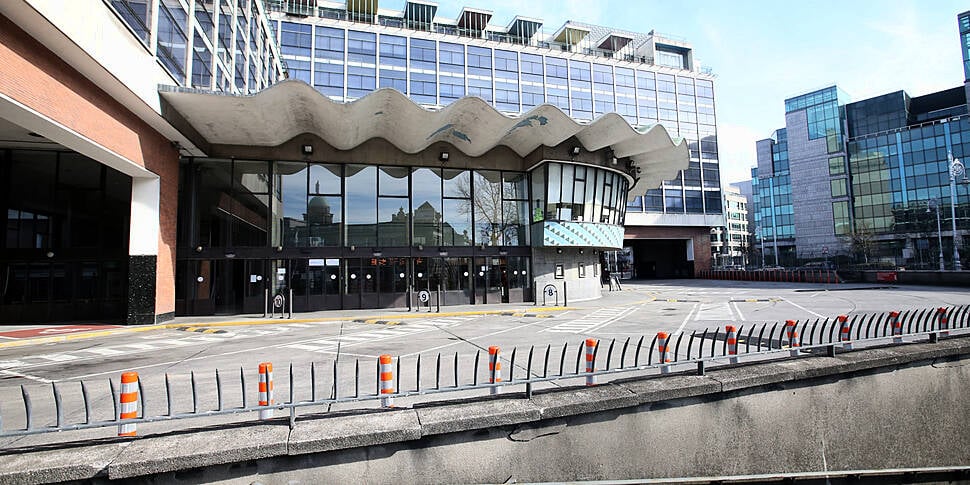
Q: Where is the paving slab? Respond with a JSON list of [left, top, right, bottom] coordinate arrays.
[[528, 384, 638, 419], [415, 398, 540, 436], [0, 441, 128, 485], [288, 409, 421, 455], [106, 423, 289, 479]]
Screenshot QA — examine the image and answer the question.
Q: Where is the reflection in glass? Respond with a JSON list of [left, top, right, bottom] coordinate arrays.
[[378, 197, 409, 246], [411, 168, 442, 246], [345, 165, 376, 246], [442, 199, 471, 246], [276, 161, 308, 247], [473, 170, 504, 246]]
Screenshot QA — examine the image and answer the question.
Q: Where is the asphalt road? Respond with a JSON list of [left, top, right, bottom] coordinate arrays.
[[0, 279, 966, 446]]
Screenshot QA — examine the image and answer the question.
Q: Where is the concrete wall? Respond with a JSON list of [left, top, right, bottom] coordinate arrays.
[[532, 247, 601, 303], [7, 338, 970, 484]]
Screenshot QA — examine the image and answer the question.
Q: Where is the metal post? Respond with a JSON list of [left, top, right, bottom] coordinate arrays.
[[264, 288, 268, 318], [949, 153, 964, 271], [288, 288, 293, 319], [563, 281, 568, 307], [930, 199, 945, 272]]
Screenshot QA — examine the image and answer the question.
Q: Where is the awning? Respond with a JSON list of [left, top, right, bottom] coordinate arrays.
[[157, 81, 688, 199]]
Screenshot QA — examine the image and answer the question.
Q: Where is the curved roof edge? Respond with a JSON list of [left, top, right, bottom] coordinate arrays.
[[158, 80, 689, 197]]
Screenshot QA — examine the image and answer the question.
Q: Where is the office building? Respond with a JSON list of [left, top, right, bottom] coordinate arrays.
[[710, 185, 748, 268], [265, 0, 722, 281], [1, 0, 703, 323], [752, 12, 970, 268]]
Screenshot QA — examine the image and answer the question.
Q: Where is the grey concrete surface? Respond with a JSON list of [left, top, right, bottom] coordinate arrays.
[[288, 409, 421, 455], [106, 423, 290, 479], [415, 398, 541, 436], [1, 335, 969, 482], [0, 441, 127, 485]]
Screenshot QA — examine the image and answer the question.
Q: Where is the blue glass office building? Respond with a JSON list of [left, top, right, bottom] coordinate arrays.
[[753, 29, 970, 269]]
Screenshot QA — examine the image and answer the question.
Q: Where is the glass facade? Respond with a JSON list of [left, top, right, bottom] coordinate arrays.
[[270, 18, 720, 217], [177, 157, 630, 313], [1, 150, 132, 323], [752, 129, 795, 266], [106, 0, 284, 93]]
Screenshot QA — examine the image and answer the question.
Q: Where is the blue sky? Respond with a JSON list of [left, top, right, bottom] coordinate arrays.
[[425, 0, 968, 185]]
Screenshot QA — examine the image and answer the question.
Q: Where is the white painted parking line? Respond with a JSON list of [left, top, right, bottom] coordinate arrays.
[[780, 297, 826, 318], [673, 303, 698, 335], [731, 301, 747, 321], [0, 369, 52, 383], [693, 302, 734, 322]]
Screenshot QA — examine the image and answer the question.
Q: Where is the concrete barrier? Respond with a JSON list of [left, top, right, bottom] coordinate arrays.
[[3, 337, 970, 484]]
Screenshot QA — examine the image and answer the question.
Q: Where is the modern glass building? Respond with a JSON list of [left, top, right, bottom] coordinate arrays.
[[751, 79, 970, 268], [263, 1, 722, 281], [0, 0, 693, 323], [0, 0, 283, 323]]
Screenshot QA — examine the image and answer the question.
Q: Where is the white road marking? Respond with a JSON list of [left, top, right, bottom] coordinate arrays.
[[781, 297, 826, 318], [400, 320, 547, 357], [0, 369, 52, 383], [731, 301, 747, 321], [672, 303, 698, 335], [693, 302, 733, 322], [541, 306, 638, 334]]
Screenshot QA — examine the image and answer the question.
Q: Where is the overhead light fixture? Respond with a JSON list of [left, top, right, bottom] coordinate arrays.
[[611, 156, 618, 165], [417, 244, 424, 251], [579, 249, 584, 254], [195, 245, 203, 253], [498, 247, 508, 256], [439, 151, 450, 162], [570, 146, 581, 156], [302, 144, 313, 156], [276, 246, 283, 252], [438, 247, 448, 257], [373, 248, 383, 257], [556, 248, 563, 254], [349, 245, 356, 252]]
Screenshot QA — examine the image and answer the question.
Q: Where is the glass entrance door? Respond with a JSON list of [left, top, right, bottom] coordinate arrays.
[[307, 258, 341, 310]]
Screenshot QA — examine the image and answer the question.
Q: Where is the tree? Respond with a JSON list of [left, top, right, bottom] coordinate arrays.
[[454, 172, 522, 246], [843, 221, 875, 264]]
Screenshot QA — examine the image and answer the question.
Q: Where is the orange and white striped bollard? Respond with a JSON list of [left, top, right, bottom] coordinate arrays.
[[725, 325, 738, 364], [890, 311, 903, 343], [488, 346, 503, 394], [118, 372, 138, 437], [657, 332, 671, 374], [379, 355, 394, 407], [937, 307, 949, 337], [785, 320, 800, 357], [258, 362, 274, 419], [585, 339, 597, 386], [838, 315, 851, 350]]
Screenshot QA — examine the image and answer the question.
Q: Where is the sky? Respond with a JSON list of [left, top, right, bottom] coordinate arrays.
[[422, 0, 968, 186]]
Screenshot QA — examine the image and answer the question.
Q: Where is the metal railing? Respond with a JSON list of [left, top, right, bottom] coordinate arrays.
[[0, 305, 966, 440]]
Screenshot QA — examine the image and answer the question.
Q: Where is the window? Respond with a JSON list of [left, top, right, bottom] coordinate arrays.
[[110, 0, 151, 45], [831, 179, 847, 198], [828, 156, 845, 175], [157, 0, 188, 82]]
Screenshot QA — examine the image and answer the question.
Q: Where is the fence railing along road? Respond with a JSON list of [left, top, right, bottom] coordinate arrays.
[[0, 305, 967, 441]]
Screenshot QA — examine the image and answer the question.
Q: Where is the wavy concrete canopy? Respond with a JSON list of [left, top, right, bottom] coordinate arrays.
[[158, 80, 689, 198]]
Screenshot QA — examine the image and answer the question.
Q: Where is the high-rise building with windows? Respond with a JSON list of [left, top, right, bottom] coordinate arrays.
[[751, 11, 970, 269], [264, 0, 722, 280], [0, 0, 282, 324], [0, 0, 700, 323]]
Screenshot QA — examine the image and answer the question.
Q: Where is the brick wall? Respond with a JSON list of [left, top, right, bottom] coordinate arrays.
[[0, 14, 178, 317]]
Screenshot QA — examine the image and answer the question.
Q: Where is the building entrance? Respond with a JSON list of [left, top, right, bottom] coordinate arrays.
[[175, 255, 531, 316]]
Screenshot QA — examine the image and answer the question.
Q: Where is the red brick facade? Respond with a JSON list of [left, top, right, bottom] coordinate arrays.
[[624, 225, 713, 272], [0, 15, 178, 317]]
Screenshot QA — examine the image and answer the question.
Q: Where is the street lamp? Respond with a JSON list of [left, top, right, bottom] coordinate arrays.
[[948, 152, 968, 271], [928, 199, 945, 272]]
